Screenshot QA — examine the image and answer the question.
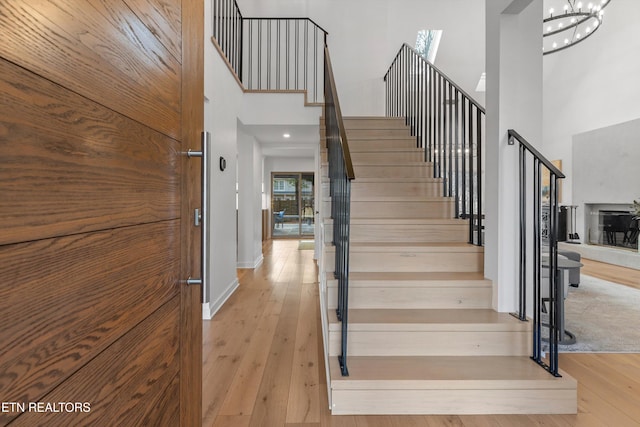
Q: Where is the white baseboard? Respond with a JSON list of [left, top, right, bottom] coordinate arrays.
[[237, 254, 264, 269], [202, 277, 239, 320]]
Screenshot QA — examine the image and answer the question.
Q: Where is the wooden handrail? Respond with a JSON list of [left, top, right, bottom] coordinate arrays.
[[324, 46, 354, 180]]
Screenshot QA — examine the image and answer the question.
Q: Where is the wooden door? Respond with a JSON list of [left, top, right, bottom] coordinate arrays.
[[0, 0, 203, 426]]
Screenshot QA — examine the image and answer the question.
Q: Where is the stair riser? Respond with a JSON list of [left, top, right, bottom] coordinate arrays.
[[327, 287, 492, 309], [352, 182, 442, 198], [350, 151, 424, 163], [354, 165, 433, 178], [340, 118, 408, 129], [320, 128, 412, 138], [330, 389, 577, 415], [328, 331, 530, 357], [350, 224, 468, 243], [320, 118, 408, 128], [324, 223, 468, 244], [343, 140, 417, 151], [350, 201, 454, 219], [349, 252, 483, 273]]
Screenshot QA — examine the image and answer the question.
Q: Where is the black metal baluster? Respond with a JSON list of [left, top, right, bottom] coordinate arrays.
[[276, 20, 281, 90], [295, 20, 299, 90], [314, 25, 318, 102], [468, 106, 474, 244], [518, 144, 527, 321], [476, 107, 482, 245], [248, 20, 253, 89], [239, 9, 244, 82], [286, 20, 290, 89], [447, 82, 453, 198], [267, 20, 271, 89], [304, 20, 308, 92], [257, 20, 262, 89], [454, 90, 460, 218], [533, 158, 542, 364]]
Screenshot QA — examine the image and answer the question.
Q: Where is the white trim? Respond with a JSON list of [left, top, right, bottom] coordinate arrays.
[[236, 254, 264, 269], [202, 277, 239, 320]]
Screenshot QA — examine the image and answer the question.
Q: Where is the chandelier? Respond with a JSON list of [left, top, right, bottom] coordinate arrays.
[[543, 0, 611, 55]]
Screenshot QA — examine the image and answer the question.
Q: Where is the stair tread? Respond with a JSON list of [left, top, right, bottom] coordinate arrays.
[[352, 177, 441, 183], [330, 356, 576, 389], [327, 218, 468, 225], [328, 309, 526, 330], [349, 147, 422, 153], [348, 271, 487, 281], [349, 242, 483, 252], [343, 196, 453, 202]]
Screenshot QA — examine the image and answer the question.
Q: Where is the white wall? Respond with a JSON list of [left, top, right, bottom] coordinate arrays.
[[204, 0, 242, 318], [542, 0, 640, 204], [485, 0, 541, 312], [572, 118, 640, 241], [236, 0, 486, 116], [237, 125, 264, 268]]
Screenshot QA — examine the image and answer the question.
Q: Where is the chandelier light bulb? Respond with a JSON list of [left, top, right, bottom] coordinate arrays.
[[542, 0, 611, 55]]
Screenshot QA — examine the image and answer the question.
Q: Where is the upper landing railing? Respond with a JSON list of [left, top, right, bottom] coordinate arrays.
[[212, 0, 327, 103]]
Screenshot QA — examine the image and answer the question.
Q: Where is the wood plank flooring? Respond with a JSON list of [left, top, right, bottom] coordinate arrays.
[[581, 258, 640, 290], [203, 240, 640, 426]]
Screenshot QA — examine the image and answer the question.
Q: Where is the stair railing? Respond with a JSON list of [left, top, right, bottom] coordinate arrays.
[[212, 0, 327, 103], [384, 43, 484, 245], [212, 0, 353, 377], [509, 129, 565, 377], [324, 46, 355, 377]]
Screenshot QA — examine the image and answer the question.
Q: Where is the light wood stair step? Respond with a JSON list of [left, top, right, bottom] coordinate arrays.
[[339, 137, 417, 150], [324, 243, 484, 273], [352, 162, 433, 178], [329, 356, 577, 415], [326, 271, 492, 309], [348, 149, 424, 163], [327, 309, 530, 357], [346, 196, 454, 219], [324, 218, 469, 243]]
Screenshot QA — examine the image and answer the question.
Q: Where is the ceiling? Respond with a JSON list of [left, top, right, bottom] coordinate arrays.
[[243, 124, 319, 158]]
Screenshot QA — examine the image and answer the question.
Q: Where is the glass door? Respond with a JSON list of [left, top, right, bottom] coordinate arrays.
[[271, 173, 314, 238]]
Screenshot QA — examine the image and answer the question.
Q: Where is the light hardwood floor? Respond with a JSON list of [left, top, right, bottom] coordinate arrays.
[[203, 240, 640, 426], [581, 258, 640, 290]]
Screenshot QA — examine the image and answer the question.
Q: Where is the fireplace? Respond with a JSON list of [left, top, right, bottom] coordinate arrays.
[[584, 203, 639, 250]]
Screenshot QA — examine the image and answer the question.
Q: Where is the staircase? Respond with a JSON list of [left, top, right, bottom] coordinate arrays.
[[320, 116, 577, 415]]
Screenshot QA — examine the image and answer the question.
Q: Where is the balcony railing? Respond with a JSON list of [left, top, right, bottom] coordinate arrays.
[[212, 0, 326, 103]]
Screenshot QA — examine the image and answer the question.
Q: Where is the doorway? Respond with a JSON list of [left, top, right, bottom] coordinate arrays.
[[271, 172, 315, 238]]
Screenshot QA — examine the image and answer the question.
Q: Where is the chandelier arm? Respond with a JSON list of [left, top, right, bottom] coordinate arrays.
[[543, 21, 603, 55]]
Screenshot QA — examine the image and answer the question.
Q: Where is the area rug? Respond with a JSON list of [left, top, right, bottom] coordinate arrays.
[[298, 240, 315, 250], [544, 274, 640, 353]]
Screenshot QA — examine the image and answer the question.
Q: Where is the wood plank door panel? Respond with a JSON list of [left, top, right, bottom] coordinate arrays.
[[0, 56, 180, 246], [0, 0, 203, 425], [0, 0, 182, 139]]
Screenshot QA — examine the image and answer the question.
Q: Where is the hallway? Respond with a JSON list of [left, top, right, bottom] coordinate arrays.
[[202, 240, 640, 426]]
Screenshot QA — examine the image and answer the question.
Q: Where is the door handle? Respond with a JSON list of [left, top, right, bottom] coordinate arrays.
[[186, 131, 210, 304]]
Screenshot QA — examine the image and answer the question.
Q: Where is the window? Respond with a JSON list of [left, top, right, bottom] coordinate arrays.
[[415, 30, 442, 63]]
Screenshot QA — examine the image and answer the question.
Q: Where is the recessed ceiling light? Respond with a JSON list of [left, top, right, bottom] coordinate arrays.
[[283, 133, 291, 138]]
